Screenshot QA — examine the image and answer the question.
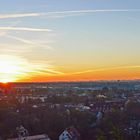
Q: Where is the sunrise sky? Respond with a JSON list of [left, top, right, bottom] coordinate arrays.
[[0, 0, 140, 82]]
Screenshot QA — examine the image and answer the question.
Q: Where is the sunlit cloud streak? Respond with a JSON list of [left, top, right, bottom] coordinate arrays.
[[44, 9, 140, 14], [0, 55, 64, 82], [0, 13, 40, 19], [0, 27, 52, 32], [30, 68, 64, 76], [0, 9, 140, 19], [0, 20, 21, 36], [7, 35, 35, 44], [6, 35, 53, 50], [66, 65, 140, 75]]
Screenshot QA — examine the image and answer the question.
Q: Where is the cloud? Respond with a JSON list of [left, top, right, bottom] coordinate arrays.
[[0, 13, 40, 19], [6, 35, 53, 50], [0, 9, 139, 19], [66, 65, 140, 75], [0, 20, 21, 36], [0, 54, 64, 82], [20, 61, 65, 78], [44, 9, 140, 18], [45, 9, 140, 14], [31, 68, 64, 75], [7, 35, 35, 44], [0, 45, 28, 54], [0, 27, 52, 32]]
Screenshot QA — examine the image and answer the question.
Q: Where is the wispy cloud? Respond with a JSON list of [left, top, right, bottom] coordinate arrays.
[[0, 27, 52, 32], [0, 54, 64, 82], [66, 65, 140, 75], [7, 35, 35, 44], [45, 9, 140, 15], [0, 13, 40, 19], [0, 9, 139, 19], [6, 35, 53, 50], [31, 68, 64, 75]]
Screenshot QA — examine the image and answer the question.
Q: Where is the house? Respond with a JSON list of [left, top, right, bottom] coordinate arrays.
[[59, 127, 80, 140]]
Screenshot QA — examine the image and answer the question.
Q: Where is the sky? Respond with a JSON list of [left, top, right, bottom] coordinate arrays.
[[0, 0, 140, 82]]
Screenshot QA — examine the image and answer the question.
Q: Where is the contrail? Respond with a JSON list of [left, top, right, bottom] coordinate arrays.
[[6, 35, 53, 50], [7, 35, 35, 44], [0, 13, 40, 19], [44, 9, 140, 15], [0, 27, 52, 32], [0, 9, 139, 19]]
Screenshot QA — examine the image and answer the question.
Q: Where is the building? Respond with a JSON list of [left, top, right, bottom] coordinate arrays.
[[59, 127, 80, 140]]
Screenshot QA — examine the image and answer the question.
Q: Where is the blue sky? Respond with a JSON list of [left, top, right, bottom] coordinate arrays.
[[0, 0, 140, 15]]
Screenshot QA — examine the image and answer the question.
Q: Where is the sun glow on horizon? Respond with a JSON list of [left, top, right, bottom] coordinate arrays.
[[0, 55, 29, 83], [0, 79, 11, 84], [0, 55, 63, 83], [0, 55, 139, 83]]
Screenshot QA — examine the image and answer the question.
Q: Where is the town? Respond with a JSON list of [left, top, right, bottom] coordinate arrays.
[[0, 80, 140, 140]]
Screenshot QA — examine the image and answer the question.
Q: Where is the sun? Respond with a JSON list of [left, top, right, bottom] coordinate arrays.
[[0, 61, 20, 74], [0, 79, 10, 84], [0, 55, 57, 83], [0, 55, 27, 83]]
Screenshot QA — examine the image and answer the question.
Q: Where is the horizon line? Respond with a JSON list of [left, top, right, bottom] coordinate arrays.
[[2, 79, 140, 84]]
